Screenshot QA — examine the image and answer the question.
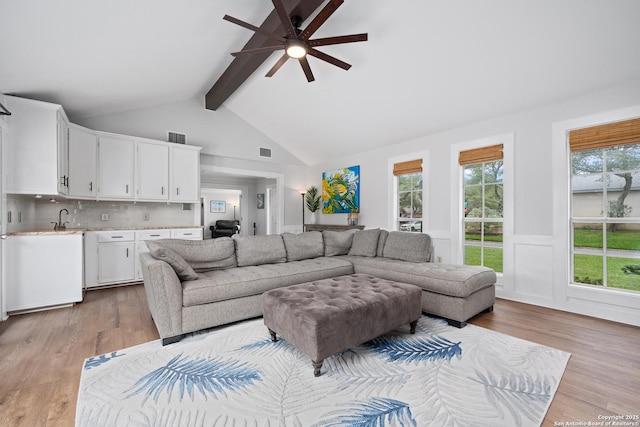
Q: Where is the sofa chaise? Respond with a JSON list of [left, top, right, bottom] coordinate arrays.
[[140, 229, 496, 345]]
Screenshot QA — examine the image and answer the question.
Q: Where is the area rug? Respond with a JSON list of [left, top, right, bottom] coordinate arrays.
[[76, 316, 570, 426]]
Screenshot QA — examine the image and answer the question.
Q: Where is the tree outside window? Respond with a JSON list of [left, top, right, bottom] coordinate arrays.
[[463, 161, 503, 272], [571, 142, 640, 292], [398, 172, 422, 232]]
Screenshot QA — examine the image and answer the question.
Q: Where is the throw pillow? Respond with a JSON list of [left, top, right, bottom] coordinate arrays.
[[323, 230, 356, 256], [282, 231, 324, 261], [146, 241, 199, 281], [382, 231, 432, 263], [152, 238, 237, 272], [347, 228, 381, 257], [233, 234, 287, 267]]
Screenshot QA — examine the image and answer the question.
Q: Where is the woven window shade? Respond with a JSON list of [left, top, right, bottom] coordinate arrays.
[[393, 159, 422, 176], [569, 117, 640, 152], [458, 144, 503, 166]]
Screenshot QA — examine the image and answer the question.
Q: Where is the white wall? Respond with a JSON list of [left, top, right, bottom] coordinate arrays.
[[306, 78, 640, 326], [75, 97, 306, 167]]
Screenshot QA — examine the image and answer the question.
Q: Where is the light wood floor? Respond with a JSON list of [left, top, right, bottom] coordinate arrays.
[[0, 284, 638, 426]]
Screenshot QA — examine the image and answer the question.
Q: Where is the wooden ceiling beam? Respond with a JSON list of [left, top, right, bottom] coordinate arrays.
[[205, 0, 325, 111]]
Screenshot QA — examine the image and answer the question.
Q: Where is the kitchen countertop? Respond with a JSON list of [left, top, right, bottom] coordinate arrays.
[[8, 225, 204, 237]]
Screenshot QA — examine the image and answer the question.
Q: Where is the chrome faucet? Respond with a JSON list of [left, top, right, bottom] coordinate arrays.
[[52, 208, 69, 230]]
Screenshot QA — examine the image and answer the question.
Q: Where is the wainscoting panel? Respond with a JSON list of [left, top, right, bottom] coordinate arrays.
[[513, 243, 554, 302]]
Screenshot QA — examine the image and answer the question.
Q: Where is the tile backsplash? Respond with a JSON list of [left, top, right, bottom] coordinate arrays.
[[6, 195, 198, 232]]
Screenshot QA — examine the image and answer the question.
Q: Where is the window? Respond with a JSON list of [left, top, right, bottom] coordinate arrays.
[[394, 159, 422, 233], [460, 145, 503, 272], [569, 117, 640, 293]]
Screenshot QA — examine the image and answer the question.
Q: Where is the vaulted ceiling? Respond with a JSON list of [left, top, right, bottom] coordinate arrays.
[[2, 1, 640, 165]]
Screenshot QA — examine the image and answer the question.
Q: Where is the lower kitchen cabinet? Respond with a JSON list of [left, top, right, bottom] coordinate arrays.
[[85, 227, 203, 288], [5, 233, 83, 312]]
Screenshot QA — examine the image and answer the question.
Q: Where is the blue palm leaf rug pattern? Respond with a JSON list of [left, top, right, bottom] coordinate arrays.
[[76, 316, 570, 426]]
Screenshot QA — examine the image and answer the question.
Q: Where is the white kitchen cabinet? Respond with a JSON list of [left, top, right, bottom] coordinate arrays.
[[5, 96, 64, 195], [135, 229, 171, 279], [97, 231, 135, 284], [136, 142, 169, 201], [68, 125, 97, 198], [171, 228, 203, 239], [85, 228, 203, 287], [170, 146, 200, 203], [5, 234, 83, 312], [57, 118, 69, 195], [98, 136, 134, 199]]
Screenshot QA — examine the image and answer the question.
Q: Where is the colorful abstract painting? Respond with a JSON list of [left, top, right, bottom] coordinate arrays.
[[322, 165, 360, 214]]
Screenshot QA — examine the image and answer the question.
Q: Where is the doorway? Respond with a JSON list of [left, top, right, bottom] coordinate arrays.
[[201, 188, 242, 239], [266, 184, 277, 235]]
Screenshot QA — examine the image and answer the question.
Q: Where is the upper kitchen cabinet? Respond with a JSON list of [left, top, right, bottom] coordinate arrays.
[[67, 125, 98, 198], [170, 145, 201, 203], [98, 136, 134, 199], [136, 142, 169, 201], [4, 96, 64, 195]]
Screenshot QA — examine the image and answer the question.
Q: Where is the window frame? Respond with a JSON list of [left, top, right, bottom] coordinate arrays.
[[388, 152, 427, 233], [569, 121, 640, 293]]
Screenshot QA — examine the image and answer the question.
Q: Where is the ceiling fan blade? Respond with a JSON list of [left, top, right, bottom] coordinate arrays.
[[265, 53, 290, 77], [300, 0, 343, 40], [271, 0, 298, 38], [231, 45, 284, 57], [223, 15, 286, 43], [299, 57, 315, 82], [308, 33, 368, 47], [307, 48, 351, 70]]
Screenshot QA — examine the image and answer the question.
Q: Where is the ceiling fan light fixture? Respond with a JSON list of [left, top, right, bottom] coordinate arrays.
[[285, 39, 307, 59]]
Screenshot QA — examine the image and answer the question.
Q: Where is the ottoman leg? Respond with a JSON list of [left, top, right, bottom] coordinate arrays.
[[409, 319, 418, 334], [313, 360, 323, 377], [268, 328, 277, 342]]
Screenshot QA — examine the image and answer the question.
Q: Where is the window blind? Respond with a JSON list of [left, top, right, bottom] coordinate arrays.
[[569, 117, 640, 152], [393, 159, 422, 176], [458, 144, 503, 166]]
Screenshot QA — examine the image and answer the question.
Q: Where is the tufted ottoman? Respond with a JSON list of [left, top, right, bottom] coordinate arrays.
[[262, 274, 422, 376]]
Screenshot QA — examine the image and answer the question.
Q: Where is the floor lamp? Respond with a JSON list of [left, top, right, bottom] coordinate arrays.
[[301, 192, 305, 233]]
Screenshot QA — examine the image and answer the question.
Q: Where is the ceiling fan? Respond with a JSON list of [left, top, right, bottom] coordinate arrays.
[[223, 0, 368, 82]]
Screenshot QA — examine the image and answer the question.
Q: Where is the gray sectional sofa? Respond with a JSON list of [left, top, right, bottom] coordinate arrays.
[[140, 229, 496, 345]]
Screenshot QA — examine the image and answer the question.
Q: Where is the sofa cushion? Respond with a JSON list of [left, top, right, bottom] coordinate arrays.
[[233, 234, 287, 267], [151, 238, 237, 272], [323, 230, 356, 256], [377, 229, 389, 257], [183, 257, 355, 307], [146, 241, 199, 281], [383, 231, 432, 263], [348, 228, 381, 257], [342, 255, 496, 298], [282, 231, 324, 261]]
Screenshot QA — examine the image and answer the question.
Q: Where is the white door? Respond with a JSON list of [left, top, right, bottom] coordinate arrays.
[[137, 142, 169, 200], [98, 242, 135, 283], [99, 137, 134, 199], [0, 126, 6, 319], [68, 126, 97, 197], [170, 147, 199, 202]]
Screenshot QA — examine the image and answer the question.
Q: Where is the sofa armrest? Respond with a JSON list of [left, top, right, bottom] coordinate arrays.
[[140, 252, 184, 339]]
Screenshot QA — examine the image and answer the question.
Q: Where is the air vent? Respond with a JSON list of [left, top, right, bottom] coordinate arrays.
[[259, 147, 272, 158], [167, 131, 187, 144]]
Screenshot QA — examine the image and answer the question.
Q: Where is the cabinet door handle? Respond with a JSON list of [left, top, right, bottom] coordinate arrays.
[[161, 186, 164, 195], [65, 176, 69, 187], [184, 233, 192, 236], [126, 248, 129, 257], [111, 236, 124, 239], [7, 211, 11, 223], [150, 234, 161, 237], [126, 184, 129, 194], [176, 187, 180, 196], [89, 182, 93, 191]]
